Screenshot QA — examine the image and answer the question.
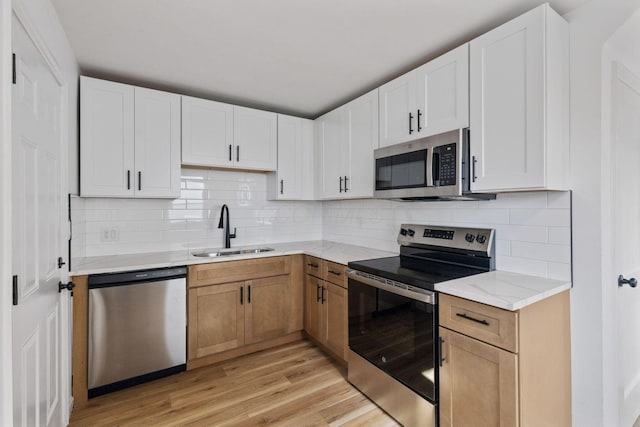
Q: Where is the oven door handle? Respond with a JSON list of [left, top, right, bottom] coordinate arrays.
[[346, 269, 435, 305]]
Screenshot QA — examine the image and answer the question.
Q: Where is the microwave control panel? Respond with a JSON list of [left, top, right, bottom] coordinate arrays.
[[433, 143, 457, 186]]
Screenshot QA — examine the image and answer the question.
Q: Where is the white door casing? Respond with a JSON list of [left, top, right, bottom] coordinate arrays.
[[610, 62, 640, 427], [12, 13, 67, 427]]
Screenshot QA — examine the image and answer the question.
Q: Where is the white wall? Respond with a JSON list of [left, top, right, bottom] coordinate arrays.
[[323, 191, 572, 281], [71, 168, 323, 258], [563, 0, 640, 425]]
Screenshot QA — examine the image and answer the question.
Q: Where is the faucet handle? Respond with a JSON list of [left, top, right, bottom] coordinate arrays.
[[230, 228, 237, 239]]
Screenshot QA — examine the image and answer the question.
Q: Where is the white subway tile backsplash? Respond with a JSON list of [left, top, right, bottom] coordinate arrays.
[[71, 173, 571, 282]]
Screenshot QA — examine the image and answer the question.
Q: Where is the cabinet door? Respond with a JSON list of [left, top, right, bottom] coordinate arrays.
[[378, 71, 416, 148], [134, 87, 181, 198], [469, 6, 545, 192], [181, 96, 234, 168], [322, 282, 347, 362], [345, 89, 378, 198], [233, 106, 278, 171], [415, 44, 469, 138], [317, 107, 347, 199], [80, 77, 134, 197], [270, 114, 314, 200], [439, 327, 518, 427], [188, 282, 245, 360], [245, 275, 290, 345], [304, 275, 322, 342]]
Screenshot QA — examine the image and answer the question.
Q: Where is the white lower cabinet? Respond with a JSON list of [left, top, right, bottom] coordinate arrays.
[[267, 114, 314, 200], [469, 4, 569, 192], [80, 76, 181, 198], [316, 89, 378, 199]]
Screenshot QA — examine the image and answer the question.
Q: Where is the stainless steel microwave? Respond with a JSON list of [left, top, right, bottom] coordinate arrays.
[[374, 129, 494, 201]]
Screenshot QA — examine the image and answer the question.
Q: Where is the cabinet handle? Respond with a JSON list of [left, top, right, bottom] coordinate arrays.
[[339, 176, 343, 193], [439, 336, 446, 367], [344, 176, 349, 192], [417, 109, 422, 132], [228, 144, 232, 162], [316, 284, 321, 302], [307, 263, 318, 268], [138, 171, 141, 191], [127, 170, 131, 190], [240, 286, 243, 305], [248, 284, 251, 303], [472, 156, 477, 183], [456, 312, 489, 326], [321, 286, 326, 304], [328, 270, 341, 276], [409, 112, 414, 134], [236, 145, 240, 162], [280, 179, 284, 195]]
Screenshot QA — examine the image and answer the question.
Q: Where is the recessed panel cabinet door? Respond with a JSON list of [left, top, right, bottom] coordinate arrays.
[[181, 96, 234, 168], [80, 77, 135, 197], [245, 275, 291, 344], [188, 282, 245, 360], [322, 282, 347, 361], [233, 106, 278, 171], [346, 89, 378, 198], [379, 72, 415, 148], [415, 44, 469, 138], [134, 87, 181, 198], [469, 6, 545, 191], [318, 107, 348, 199], [304, 275, 322, 342], [439, 327, 518, 427]]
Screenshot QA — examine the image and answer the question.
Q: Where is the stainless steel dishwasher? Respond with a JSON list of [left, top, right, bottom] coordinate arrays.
[[88, 266, 187, 398]]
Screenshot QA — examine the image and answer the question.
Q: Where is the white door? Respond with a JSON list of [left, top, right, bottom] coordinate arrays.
[[345, 89, 378, 198], [80, 77, 135, 197], [12, 16, 66, 427], [415, 44, 469, 138], [611, 62, 640, 427], [378, 71, 415, 148], [275, 114, 314, 200], [233, 106, 277, 171], [133, 87, 181, 198], [318, 107, 347, 199], [181, 96, 234, 168]]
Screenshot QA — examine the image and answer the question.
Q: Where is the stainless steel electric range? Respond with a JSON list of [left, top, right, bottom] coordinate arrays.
[[346, 224, 495, 426]]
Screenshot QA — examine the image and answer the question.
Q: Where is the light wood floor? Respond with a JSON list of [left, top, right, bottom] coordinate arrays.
[[69, 340, 400, 426]]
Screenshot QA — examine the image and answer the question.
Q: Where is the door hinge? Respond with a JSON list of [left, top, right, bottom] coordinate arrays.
[[12, 53, 16, 84], [12, 275, 18, 305]]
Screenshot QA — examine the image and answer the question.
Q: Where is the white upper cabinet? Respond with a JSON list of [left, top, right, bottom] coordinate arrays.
[[233, 106, 278, 171], [379, 45, 469, 148], [181, 96, 234, 168], [316, 89, 378, 200], [80, 77, 180, 198], [469, 4, 569, 192], [181, 98, 277, 171], [267, 114, 314, 200]]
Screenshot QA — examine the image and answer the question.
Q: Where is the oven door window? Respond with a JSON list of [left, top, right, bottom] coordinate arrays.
[[375, 149, 427, 190], [348, 279, 436, 402]]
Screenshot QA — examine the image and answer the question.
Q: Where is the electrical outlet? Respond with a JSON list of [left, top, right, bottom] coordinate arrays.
[[100, 227, 120, 242]]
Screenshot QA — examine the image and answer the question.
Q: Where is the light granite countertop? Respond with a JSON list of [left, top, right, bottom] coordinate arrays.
[[69, 240, 397, 276], [71, 241, 571, 311]]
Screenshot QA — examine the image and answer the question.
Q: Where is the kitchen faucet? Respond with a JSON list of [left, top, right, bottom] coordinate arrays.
[[217, 204, 236, 249]]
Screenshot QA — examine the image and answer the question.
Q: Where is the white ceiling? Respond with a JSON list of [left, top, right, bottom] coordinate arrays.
[[52, 0, 589, 118]]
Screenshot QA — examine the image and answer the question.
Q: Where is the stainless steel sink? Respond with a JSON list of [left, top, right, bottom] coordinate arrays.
[[191, 247, 274, 258]]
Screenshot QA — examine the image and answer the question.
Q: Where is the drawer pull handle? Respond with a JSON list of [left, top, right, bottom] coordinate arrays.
[[307, 263, 319, 268], [456, 312, 489, 326], [328, 270, 341, 276]]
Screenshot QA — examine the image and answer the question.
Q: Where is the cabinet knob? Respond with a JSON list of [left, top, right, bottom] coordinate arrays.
[[618, 275, 638, 288]]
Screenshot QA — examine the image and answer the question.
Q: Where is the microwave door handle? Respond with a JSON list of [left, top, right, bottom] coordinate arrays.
[[433, 152, 440, 186], [426, 149, 434, 187]]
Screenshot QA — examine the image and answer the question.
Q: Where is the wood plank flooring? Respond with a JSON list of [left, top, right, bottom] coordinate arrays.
[[69, 340, 400, 426]]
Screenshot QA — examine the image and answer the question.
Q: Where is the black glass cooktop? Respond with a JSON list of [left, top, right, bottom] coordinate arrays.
[[348, 255, 487, 291]]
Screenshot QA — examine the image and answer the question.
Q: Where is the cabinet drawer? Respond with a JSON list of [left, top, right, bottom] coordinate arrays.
[[305, 255, 323, 278], [323, 261, 347, 288], [188, 256, 291, 288], [439, 294, 518, 353]]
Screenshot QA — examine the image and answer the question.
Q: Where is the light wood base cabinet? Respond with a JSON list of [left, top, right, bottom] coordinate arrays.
[[304, 255, 348, 363], [188, 256, 304, 364], [439, 291, 571, 427]]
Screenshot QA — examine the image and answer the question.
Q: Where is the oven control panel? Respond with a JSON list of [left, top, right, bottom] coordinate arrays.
[[398, 224, 494, 255]]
